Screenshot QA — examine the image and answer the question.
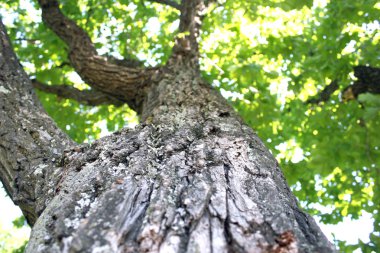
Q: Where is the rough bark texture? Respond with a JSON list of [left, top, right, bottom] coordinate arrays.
[[0, 0, 337, 252], [0, 20, 73, 224], [37, 0, 159, 112], [24, 65, 335, 253]]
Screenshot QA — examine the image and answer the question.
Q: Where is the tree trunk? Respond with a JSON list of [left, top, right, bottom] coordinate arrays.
[[22, 65, 334, 253], [0, 9, 336, 253]]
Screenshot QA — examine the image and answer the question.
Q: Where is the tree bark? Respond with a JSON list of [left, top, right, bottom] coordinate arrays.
[[0, 1, 336, 252], [22, 63, 335, 253], [0, 20, 73, 225]]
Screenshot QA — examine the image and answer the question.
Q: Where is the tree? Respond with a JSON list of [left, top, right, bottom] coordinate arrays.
[[0, 0, 379, 252], [0, 0, 335, 251]]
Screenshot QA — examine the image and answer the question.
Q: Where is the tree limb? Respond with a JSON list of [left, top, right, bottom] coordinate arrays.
[[148, 0, 181, 10], [32, 80, 124, 106], [37, 0, 159, 113], [307, 66, 380, 104], [169, 0, 206, 67], [306, 80, 339, 104], [0, 20, 74, 224], [104, 55, 144, 68], [342, 66, 380, 101]]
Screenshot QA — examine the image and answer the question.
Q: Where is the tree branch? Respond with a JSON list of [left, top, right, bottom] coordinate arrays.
[[169, 0, 206, 67], [37, 0, 159, 113], [307, 66, 380, 104], [342, 66, 380, 101], [14, 38, 41, 44], [104, 55, 144, 68], [148, 0, 181, 10], [31, 80, 124, 106], [0, 20, 74, 224], [306, 80, 339, 104]]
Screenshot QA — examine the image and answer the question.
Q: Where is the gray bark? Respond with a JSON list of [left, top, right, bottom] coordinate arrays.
[[0, 4, 336, 253], [0, 20, 73, 224], [24, 66, 335, 253]]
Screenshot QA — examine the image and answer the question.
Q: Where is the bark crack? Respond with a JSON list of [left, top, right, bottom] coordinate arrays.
[[207, 209, 214, 253]]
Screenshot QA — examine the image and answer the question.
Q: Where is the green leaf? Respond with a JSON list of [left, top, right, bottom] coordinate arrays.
[[12, 216, 26, 228]]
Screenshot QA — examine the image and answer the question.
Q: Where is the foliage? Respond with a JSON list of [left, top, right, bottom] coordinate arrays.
[[0, 216, 28, 253], [0, 0, 379, 251]]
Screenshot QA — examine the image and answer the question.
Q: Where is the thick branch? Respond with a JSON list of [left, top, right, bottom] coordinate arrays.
[[37, 0, 158, 112], [169, 0, 205, 67], [148, 0, 181, 10], [0, 20, 74, 224], [306, 80, 339, 104], [342, 66, 380, 101], [104, 55, 144, 68], [32, 79, 124, 106], [307, 66, 380, 104]]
